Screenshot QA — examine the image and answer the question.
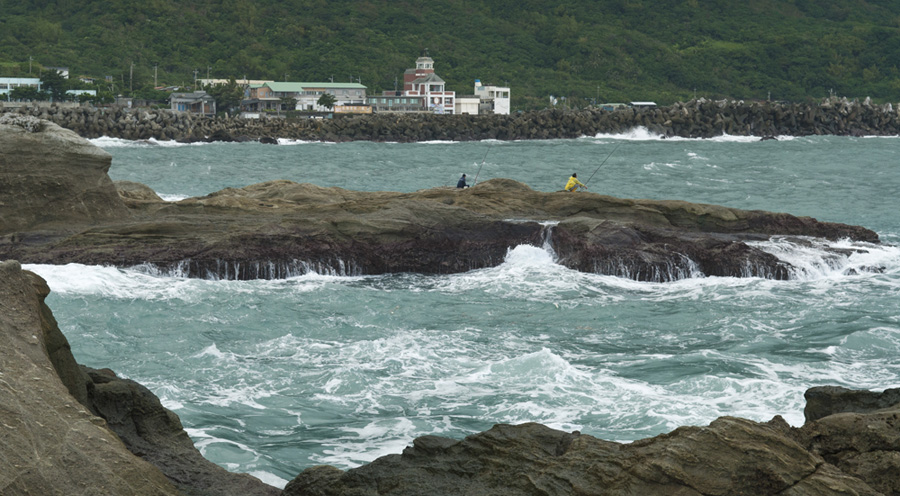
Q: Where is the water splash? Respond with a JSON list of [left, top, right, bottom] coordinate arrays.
[[749, 237, 899, 280]]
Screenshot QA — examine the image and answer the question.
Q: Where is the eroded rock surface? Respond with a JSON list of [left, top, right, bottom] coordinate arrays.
[[0, 115, 129, 233], [285, 389, 900, 496], [0, 260, 178, 495], [285, 416, 892, 496]]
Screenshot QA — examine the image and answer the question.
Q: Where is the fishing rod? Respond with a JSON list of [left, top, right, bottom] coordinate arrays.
[[471, 143, 491, 186], [584, 142, 621, 187]]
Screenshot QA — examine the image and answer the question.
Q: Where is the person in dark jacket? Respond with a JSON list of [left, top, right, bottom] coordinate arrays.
[[457, 174, 468, 188]]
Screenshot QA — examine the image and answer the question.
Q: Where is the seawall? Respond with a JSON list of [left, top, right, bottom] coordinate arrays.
[[1, 97, 898, 142]]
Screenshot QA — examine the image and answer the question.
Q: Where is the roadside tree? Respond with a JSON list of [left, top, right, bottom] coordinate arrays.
[[317, 93, 337, 110]]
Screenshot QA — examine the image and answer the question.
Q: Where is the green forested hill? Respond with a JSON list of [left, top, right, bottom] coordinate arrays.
[[2, 0, 900, 109]]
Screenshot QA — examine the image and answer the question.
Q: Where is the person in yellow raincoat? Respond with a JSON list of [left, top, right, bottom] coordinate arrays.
[[565, 173, 587, 192]]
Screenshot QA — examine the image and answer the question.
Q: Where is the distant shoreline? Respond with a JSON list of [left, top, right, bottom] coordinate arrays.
[[2, 97, 897, 143]]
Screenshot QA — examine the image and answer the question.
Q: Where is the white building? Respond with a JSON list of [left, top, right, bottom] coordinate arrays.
[[454, 95, 480, 115], [0, 77, 42, 100], [66, 89, 97, 98], [45, 67, 70, 78], [474, 80, 511, 115]]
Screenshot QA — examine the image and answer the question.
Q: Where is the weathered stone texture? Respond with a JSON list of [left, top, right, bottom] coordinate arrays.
[[0, 114, 128, 234], [0, 260, 179, 496]]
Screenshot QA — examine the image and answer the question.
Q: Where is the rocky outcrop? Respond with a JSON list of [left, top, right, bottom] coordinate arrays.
[[0, 119, 880, 282], [804, 386, 900, 422], [0, 260, 179, 495], [0, 114, 129, 233], [0, 260, 280, 496], [285, 400, 900, 496], [2, 97, 899, 143], [80, 366, 281, 496]]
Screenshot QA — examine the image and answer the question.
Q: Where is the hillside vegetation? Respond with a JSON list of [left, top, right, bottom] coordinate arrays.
[[2, 0, 900, 109]]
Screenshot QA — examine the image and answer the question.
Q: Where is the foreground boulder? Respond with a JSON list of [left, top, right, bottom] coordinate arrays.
[[0, 260, 178, 495], [0, 118, 880, 281], [0, 260, 280, 496], [286, 388, 900, 496], [285, 417, 886, 496]]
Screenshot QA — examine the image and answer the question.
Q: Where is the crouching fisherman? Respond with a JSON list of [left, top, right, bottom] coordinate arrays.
[[565, 173, 587, 192]]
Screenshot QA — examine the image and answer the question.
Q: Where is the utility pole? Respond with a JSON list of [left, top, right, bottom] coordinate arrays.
[[29, 56, 33, 75], [193, 69, 199, 88], [207, 65, 211, 80], [154, 65, 158, 88], [129, 62, 134, 93]]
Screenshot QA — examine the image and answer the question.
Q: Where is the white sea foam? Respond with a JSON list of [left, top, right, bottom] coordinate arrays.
[[274, 138, 320, 145], [588, 127, 795, 142], [251, 471, 289, 489], [90, 136, 195, 148], [589, 126, 662, 141], [21, 262, 239, 302], [749, 236, 900, 280], [158, 193, 190, 201]]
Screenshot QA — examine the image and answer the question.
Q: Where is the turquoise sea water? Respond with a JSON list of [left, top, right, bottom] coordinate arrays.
[[24, 129, 900, 488]]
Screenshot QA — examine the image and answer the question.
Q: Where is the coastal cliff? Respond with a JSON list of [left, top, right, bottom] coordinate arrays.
[[0, 116, 879, 282]]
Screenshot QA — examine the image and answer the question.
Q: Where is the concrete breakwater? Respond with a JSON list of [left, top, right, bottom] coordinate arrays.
[[2, 97, 898, 142]]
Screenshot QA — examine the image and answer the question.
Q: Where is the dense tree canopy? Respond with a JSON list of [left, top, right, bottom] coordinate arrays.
[[2, 0, 900, 109]]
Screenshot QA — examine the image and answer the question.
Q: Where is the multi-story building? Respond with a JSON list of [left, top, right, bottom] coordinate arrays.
[[474, 80, 511, 115], [401, 54, 455, 114], [242, 81, 367, 113]]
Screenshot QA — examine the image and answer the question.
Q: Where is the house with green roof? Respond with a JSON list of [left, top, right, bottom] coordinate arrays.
[[243, 81, 367, 113]]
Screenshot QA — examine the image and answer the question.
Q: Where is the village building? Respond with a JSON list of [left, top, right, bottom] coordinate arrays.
[[630, 101, 658, 109], [66, 89, 97, 98], [367, 93, 427, 113], [401, 54, 455, 114], [454, 95, 481, 115], [474, 80, 511, 115], [367, 53, 458, 114], [0, 77, 42, 101], [45, 66, 70, 78], [241, 81, 367, 114], [169, 91, 216, 115]]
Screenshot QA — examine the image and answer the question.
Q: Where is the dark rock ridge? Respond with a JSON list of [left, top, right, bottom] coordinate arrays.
[[2, 96, 899, 143], [0, 117, 880, 282], [284, 388, 900, 496]]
